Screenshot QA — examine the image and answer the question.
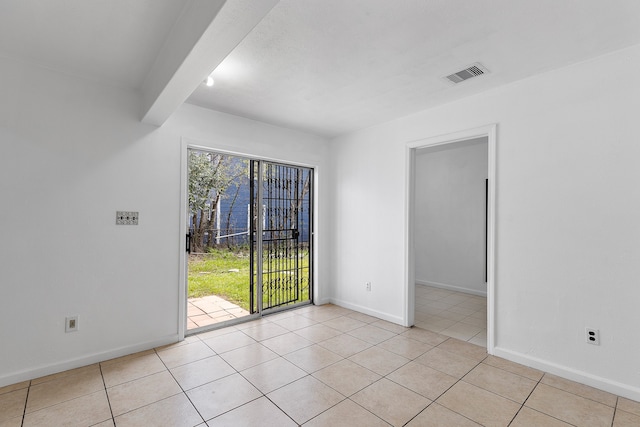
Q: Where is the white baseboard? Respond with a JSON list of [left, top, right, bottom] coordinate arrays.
[[314, 297, 332, 306], [328, 298, 404, 326], [493, 347, 640, 402], [0, 334, 179, 388], [416, 280, 487, 297]]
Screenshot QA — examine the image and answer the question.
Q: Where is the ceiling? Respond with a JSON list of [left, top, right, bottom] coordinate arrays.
[[0, 0, 189, 90], [1, 1, 640, 137]]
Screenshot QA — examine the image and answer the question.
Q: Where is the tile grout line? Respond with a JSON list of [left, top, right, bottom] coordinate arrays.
[[505, 368, 543, 426], [302, 396, 389, 427], [167, 334, 303, 425], [208, 311, 337, 425], [98, 363, 116, 427], [507, 372, 577, 427], [235, 315, 404, 425], [421, 353, 487, 425], [415, 285, 487, 345], [261, 387, 305, 426], [175, 322, 404, 424], [232, 353, 298, 425], [306, 323, 425, 426], [19, 380, 31, 427], [154, 347, 207, 426], [291, 343, 390, 425], [402, 335, 541, 426], [328, 325, 482, 425], [538, 376, 620, 409], [16, 367, 105, 420]]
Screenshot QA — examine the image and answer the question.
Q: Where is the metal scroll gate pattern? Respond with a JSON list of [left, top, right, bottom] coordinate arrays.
[[250, 161, 313, 312]]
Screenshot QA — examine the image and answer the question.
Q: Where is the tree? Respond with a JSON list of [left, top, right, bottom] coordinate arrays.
[[188, 151, 247, 253]]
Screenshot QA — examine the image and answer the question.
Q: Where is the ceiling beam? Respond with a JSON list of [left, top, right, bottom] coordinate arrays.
[[140, 0, 279, 126]]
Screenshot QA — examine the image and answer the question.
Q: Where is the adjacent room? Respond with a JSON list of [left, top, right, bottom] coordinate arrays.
[[413, 138, 489, 346], [1, 1, 640, 425]]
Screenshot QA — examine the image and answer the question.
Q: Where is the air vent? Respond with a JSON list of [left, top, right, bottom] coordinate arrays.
[[444, 63, 489, 84]]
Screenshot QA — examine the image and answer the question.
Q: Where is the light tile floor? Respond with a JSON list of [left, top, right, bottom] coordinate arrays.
[[415, 284, 487, 347], [187, 295, 250, 330], [2, 303, 639, 426]]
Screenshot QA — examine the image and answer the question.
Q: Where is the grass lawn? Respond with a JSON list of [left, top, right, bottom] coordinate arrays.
[[188, 248, 311, 312], [188, 249, 251, 310]]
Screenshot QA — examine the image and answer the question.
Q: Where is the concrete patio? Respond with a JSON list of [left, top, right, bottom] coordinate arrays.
[[187, 295, 250, 329]]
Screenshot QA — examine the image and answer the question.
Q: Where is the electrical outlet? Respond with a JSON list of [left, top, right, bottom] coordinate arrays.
[[66, 316, 78, 333], [585, 328, 599, 345], [365, 282, 371, 291]]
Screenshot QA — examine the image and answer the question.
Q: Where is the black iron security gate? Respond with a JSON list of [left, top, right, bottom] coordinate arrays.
[[250, 160, 313, 313]]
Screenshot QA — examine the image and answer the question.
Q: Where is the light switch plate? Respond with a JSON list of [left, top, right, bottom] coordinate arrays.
[[116, 211, 139, 225]]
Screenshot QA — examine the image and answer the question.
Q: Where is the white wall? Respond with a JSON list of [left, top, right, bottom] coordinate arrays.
[[0, 55, 329, 387], [3, 41, 640, 401], [415, 139, 488, 295], [329, 44, 640, 400]]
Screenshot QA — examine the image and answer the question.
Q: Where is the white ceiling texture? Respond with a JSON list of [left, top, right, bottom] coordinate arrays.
[[0, 0, 190, 90], [1, 0, 640, 137]]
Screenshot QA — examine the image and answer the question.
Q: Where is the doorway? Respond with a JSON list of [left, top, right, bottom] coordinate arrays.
[[183, 148, 313, 335], [186, 150, 252, 330], [405, 125, 496, 352], [414, 139, 488, 346]]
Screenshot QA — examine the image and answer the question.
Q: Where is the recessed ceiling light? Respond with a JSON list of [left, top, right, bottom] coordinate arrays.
[[205, 76, 214, 87]]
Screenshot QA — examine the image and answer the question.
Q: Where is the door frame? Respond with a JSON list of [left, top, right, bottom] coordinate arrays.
[[404, 124, 497, 352], [178, 138, 317, 339]]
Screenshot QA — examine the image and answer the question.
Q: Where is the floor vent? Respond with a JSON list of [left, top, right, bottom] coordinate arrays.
[[444, 63, 489, 84]]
